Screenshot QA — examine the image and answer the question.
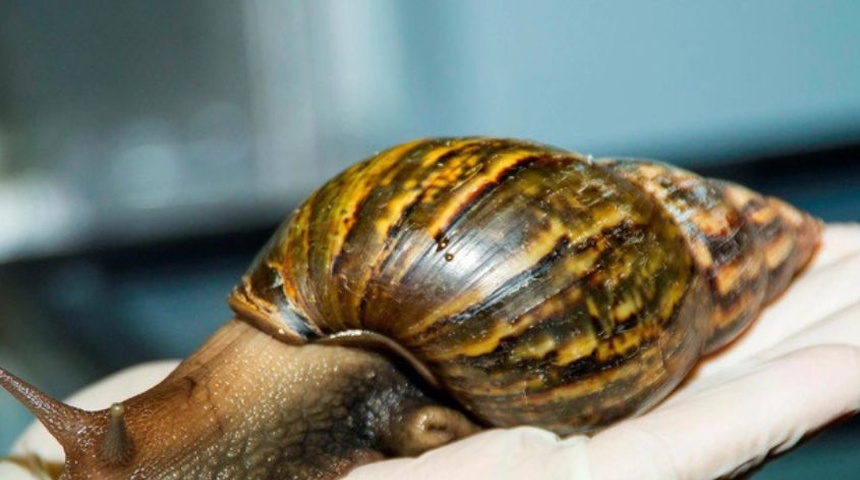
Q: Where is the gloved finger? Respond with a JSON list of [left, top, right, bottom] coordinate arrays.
[[349, 347, 860, 480], [807, 224, 860, 270], [0, 460, 40, 480], [697, 227, 860, 377], [347, 427, 591, 480], [589, 344, 860, 480]]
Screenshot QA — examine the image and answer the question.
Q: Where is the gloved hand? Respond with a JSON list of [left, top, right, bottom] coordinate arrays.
[[4, 224, 860, 480]]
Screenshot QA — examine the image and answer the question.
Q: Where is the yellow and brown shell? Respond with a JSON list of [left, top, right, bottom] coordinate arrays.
[[229, 137, 821, 435]]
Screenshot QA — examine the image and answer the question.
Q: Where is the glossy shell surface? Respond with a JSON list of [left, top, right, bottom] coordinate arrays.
[[230, 137, 820, 434]]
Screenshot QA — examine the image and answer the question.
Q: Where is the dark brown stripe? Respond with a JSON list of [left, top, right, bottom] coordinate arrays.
[[417, 234, 575, 342], [439, 219, 672, 388], [326, 140, 439, 277], [370, 152, 551, 316]]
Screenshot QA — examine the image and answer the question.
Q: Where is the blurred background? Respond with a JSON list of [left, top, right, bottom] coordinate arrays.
[[0, 1, 858, 477]]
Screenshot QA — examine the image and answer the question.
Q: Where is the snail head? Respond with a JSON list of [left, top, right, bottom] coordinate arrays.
[[0, 319, 479, 480]]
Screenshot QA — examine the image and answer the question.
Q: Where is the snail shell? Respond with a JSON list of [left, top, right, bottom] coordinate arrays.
[[230, 137, 821, 434]]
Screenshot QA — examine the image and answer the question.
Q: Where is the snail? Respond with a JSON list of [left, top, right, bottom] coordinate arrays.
[[0, 137, 821, 480]]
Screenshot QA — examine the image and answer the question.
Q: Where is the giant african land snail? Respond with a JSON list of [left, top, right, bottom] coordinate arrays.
[[1, 137, 821, 479]]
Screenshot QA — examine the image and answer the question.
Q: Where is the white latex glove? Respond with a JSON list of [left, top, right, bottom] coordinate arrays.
[[3, 224, 860, 480]]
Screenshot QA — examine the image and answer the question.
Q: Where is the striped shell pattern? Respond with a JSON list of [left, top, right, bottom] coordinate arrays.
[[229, 137, 821, 435]]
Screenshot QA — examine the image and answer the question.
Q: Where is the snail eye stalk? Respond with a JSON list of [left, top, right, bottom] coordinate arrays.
[[0, 367, 133, 474]]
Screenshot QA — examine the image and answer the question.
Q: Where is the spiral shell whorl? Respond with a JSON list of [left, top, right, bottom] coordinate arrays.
[[229, 137, 820, 434], [603, 160, 822, 351]]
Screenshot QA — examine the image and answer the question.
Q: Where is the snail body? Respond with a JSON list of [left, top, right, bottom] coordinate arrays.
[[1, 137, 821, 479]]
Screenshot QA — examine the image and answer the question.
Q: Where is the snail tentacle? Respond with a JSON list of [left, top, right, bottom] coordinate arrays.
[[99, 403, 134, 465], [0, 367, 109, 461]]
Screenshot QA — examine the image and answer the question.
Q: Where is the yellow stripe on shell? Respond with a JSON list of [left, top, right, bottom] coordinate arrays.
[[328, 139, 428, 264], [764, 230, 796, 269], [421, 146, 558, 241]]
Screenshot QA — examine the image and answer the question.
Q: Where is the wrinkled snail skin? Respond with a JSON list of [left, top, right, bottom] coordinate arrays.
[[1, 137, 821, 480], [0, 320, 478, 480]]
